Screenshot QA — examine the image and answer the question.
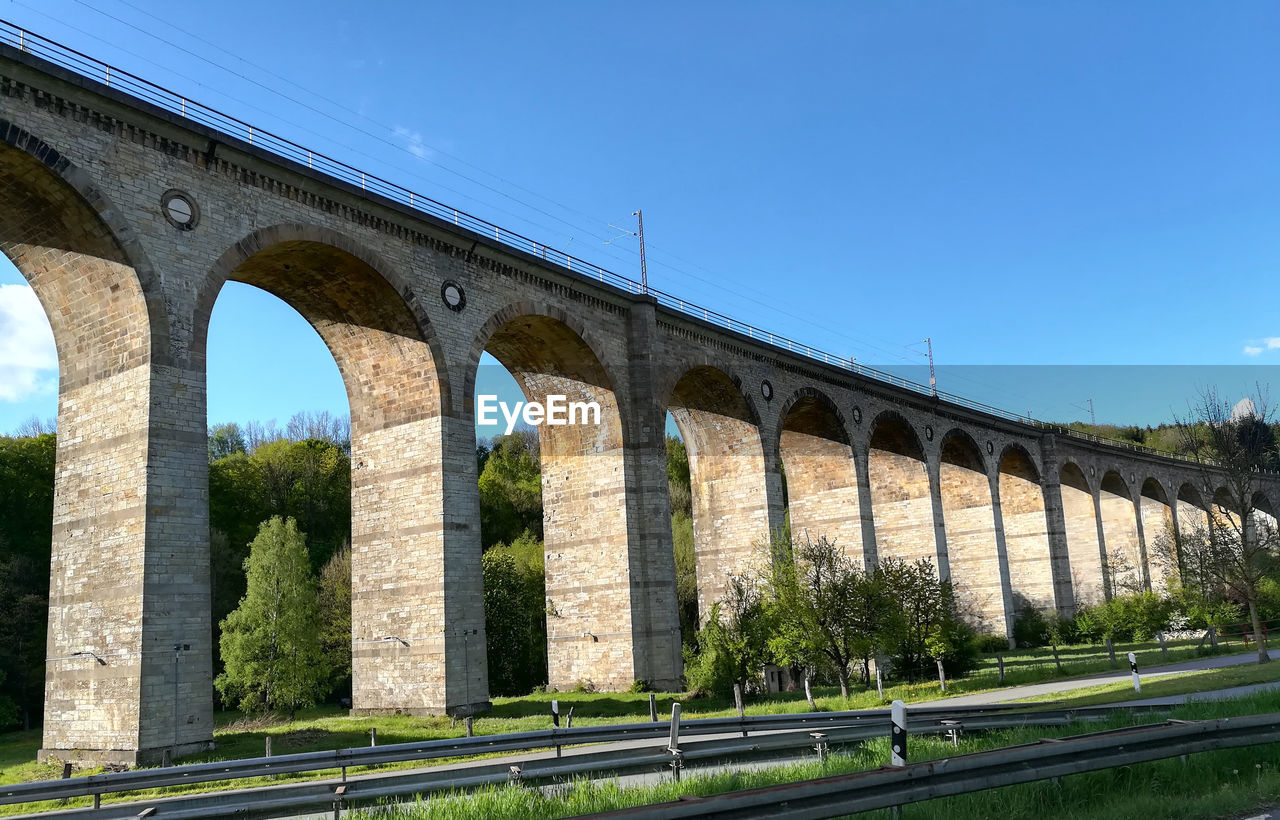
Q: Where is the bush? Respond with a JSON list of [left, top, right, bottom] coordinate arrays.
[[1011, 605, 1052, 648], [933, 619, 983, 678], [1072, 592, 1173, 643], [976, 633, 1011, 653], [1050, 616, 1080, 646], [683, 605, 739, 698]]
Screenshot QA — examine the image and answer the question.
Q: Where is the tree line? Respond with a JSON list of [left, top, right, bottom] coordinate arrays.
[[1, 387, 1276, 725]]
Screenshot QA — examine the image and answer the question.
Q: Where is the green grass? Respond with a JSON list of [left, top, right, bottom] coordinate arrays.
[[1013, 657, 1280, 709], [0, 637, 1261, 816], [356, 687, 1280, 820]]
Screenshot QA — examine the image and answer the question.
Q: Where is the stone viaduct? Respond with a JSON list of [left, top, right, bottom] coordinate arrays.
[[2, 29, 1275, 765]]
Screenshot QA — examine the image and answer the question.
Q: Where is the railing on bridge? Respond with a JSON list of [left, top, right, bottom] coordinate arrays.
[[0, 19, 1215, 468]]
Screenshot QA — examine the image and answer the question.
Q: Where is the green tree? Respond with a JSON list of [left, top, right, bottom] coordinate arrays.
[[317, 543, 352, 698], [0, 433, 55, 725], [207, 422, 247, 461], [666, 436, 692, 516], [876, 557, 959, 681], [478, 432, 542, 547], [482, 533, 548, 695], [684, 572, 772, 697], [216, 517, 328, 716], [1175, 388, 1279, 663], [671, 511, 699, 644], [766, 534, 887, 699]]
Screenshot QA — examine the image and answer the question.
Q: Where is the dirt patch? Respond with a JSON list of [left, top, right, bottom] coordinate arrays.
[[279, 730, 329, 748], [220, 714, 285, 733]]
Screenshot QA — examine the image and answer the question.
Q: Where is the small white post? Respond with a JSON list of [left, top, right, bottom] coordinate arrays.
[[1128, 652, 1141, 693], [876, 666, 884, 699], [668, 703, 683, 781], [890, 699, 907, 767]]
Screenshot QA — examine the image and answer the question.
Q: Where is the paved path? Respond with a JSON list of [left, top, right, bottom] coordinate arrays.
[[925, 649, 1268, 707]]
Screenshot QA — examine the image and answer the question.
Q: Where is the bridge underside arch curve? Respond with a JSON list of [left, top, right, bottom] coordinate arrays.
[[1099, 471, 1144, 595], [867, 412, 935, 567], [0, 129, 205, 760], [998, 446, 1055, 616], [777, 389, 865, 568], [1060, 462, 1105, 606], [470, 304, 640, 692], [667, 365, 772, 624], [939, 430, 1007, 635], [201, 229, 483, 717], [1139, 478, 1175, 593]]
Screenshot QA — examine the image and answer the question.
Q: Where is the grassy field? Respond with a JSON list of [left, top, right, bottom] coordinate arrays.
[[356, 687, 1280, 820], [0, 636, 1263, 815], [1012, 657, 1280, 709]]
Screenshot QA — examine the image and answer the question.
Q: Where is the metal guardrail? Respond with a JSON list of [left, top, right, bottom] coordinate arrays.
[[575, 712, 1280, 819], [0, 19, 1215, 467], [4, 703, 1177, 819], [0, 702, 1051, 808]]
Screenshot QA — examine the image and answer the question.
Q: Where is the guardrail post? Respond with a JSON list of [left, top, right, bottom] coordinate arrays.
[[810, 732, 829, 763], [265, 736, 272, 758], [649, 693, 658, 722], [465, 716, 474, 737], [997, 655, 1005, 684], [370, 727, 377, 747], [890, 700, 906, 767], [734, 684, 747, 737], [1128, 652, 1141, 693], [936, 659, 947, 693], [551, 699, 561, 758], [668, 703, 684, 781], [941, 720, 962, 748], [332, 784, 346, 820]]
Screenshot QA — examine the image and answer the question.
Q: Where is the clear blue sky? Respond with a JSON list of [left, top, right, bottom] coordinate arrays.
[[1, 1, 1278, 433]]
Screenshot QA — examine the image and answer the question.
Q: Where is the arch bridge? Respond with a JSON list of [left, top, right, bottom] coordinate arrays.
[[1, 27, 1273, 764]]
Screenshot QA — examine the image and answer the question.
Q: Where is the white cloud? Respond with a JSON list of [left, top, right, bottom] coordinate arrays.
[[393, 126, 433, 161], [1242, 337, 1280, 356], [0, 284, 57, 401]]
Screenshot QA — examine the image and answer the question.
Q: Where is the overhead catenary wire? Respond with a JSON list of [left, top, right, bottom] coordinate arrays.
[[20, 0, 941, 370]]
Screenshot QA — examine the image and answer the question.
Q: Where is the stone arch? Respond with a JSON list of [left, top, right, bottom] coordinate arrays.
[[938, 429, 1006, 635], [199, 228, 481, 718], [867, 411, 935, 566], [665, 365, 771, 626], [0, 118, 170, 366], [1140, 478, 1175, 593], [1252, 491, 1278, 531], [1177, 482, 1210, 538], [1060, 462, 1105, 605], [0, 125, 198, 761], [195, 224, 449, 410], [1099, 471, 1143, 595], [776, 388, 865, 566], [468, 303, 634, 692], [998, 445, 1055, 615]]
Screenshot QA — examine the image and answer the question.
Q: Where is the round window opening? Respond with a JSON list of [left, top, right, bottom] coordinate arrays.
[[760, 380, 773, 402], [161, 189, 199, 231], [441, 280, 466, 312]]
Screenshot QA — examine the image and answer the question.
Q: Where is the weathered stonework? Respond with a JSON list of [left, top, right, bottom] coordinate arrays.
[[4, 41, 1275, 764]]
